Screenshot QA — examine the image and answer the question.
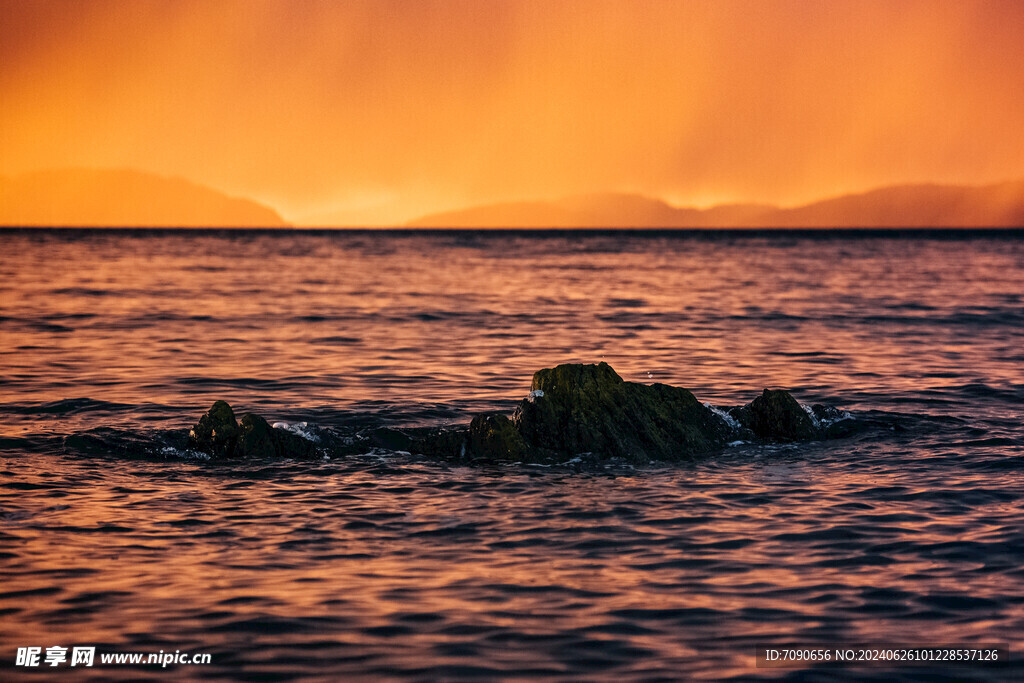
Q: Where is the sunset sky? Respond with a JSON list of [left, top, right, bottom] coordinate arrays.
[[2, 0, 1024, 226]]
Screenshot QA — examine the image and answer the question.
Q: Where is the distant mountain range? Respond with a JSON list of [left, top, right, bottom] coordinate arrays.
[[408, 182, 1024, 228], [0, 168, 288, 227], [2, 169, 1022, 228]]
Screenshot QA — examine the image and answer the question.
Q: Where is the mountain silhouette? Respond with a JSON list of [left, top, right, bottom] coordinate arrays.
[[408, 183, 1024, 228], [407, 193, 773, 228], [767, 181, 1024, 227], [0, 169, 288, 227], [5, 170, 1021, 228]]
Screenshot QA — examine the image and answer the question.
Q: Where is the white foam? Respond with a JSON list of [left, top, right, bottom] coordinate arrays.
[[160, 445, 209, 461], [802, 404, 821, 428], [704, 402, 742, 432], [803, 404, 854, 427], [821, 410, 854, 426], [272, 421, 320, 443], [354, 449, 389, 459]]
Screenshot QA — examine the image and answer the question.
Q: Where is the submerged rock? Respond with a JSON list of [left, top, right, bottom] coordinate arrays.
[[809, 404, 859, 439], [409, 426, 469, 460], [732, 388, 818, 441], [271, 423, 320, 459], [188, 402, 317, 459], [238, 413, 276, 458], [239, 413, 318, 459], [367, 427, 414, 453], [468, 413, 531, 461]]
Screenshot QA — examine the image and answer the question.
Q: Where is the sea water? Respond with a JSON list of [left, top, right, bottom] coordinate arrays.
[[1, 228, 1022, 680]]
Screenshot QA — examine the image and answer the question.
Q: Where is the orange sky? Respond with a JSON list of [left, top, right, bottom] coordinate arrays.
[[2, 0, 1024, 225]]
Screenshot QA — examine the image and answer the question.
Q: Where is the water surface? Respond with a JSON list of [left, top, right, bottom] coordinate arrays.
[[1, 229, 1022, 680]]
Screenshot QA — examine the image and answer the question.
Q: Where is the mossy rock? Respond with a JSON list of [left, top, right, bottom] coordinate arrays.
[[188, 365, 843, 465], [468, 413, 531, 461], [188, 400, 241, 458], [512, 362, 731, 463], [189, 402, 318, 459]]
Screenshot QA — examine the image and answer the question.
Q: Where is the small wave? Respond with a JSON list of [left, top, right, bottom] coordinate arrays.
[[311, 335, 362, 345], [4, 398, 133, 416], [956, 382, 1024, 402], [804, 403, 854, 428], [271, 421, 321, 443], [802, 404, 822, 430], [29, 321, 75, 333], [159, 445, 210, 461], [703, 402, 742, 432], [606, 297, 648, 308]]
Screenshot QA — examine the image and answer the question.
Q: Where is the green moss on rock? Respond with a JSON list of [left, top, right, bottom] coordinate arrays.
[[188, 364, 842, 464], [189, 401, 317, 459], [512, 362, 731, 463], [188, 400, 241, 458], [468, 413, 530, 461]]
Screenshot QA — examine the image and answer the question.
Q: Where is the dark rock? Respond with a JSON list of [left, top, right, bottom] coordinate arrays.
[[189, 401, 318, 459], [410, 426, 469, 460], [368, 427, 414, 452], [272, 425, 319, 459], [727, 404, 753, 431], [811, 404, 843, 423], [511, 362, 732, 463], [188, 365, 849, 464], [188, 400, 241, 458], [239, 413, 278, 458], [468, 413, 530, 461], [745, 389, 818, 441], [811, 404, 859, 439]]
